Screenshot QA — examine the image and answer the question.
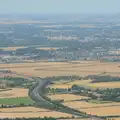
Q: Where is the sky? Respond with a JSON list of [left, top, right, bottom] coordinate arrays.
[[0, 0, 119, 14]]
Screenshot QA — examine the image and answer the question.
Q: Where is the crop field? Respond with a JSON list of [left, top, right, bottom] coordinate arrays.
[[0, 107, 72, 118], [48, 94, 89, 102], [0, 72, 23, 78], [0, 60, 120, 118], [110, 118, 120, 120], [66, 80, 120, 89], [63, 101, 120, 116], [0, 97, 33, 105], [1, 46, 58, 51], [0, 88, 28, 98], [50, 79, 120, 89], [87, 82, 120, 88], [49, 84, 72, 89], [64, 101, 120, 108], [80, 106, 120, 116], [1, 46, 26, 51], [1, 61, 120, 78]]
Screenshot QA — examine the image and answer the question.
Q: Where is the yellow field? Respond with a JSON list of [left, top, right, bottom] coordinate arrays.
[[1, 46, 26, 51], [67, 80, 92, 86], [37, 47, 58, 51], [49, 84, 72, 89], [2, 46, 58, 51], [1, 61, 120, 78], [48, 94, 89, 102], [64, 101, 120, 116], [110, 118, 120, 120], [0, 88, 28, 98], [88, 82, 120, 88], [0, 107, 72, 118], [64, 101, 120, 109], [66, 80, 120, 88], [81, 106, 120, 116]]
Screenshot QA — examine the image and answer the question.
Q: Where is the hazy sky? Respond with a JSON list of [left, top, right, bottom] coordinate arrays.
[[0, 0, 119, 14]]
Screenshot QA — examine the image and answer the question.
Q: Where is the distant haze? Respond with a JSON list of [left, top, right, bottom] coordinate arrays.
[[0, 0, 119, 14]]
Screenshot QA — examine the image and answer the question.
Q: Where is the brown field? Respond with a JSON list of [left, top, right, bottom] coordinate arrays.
[[48, 94, 89, 102], [0, 88, 28, 98], [1, 60, 120, 78], [0, 107, 72, 118]]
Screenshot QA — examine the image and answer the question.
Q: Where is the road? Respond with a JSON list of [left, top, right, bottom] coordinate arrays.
[[29, 78, 105, 120], [1, 70, 104, 119]]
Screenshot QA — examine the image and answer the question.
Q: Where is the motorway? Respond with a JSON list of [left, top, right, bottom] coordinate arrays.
[[0, 70, 104, 119], [29, 78, 104, 120]]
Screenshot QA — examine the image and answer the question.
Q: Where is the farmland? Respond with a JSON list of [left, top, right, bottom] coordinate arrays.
[[1, 46, 58, 51], [63, 101, 120, 116], [0, 88, 28, 98], [1, 61, 120, 78], [48, 94, 89, 102], [0, 107, 72, 118], [0, 97, 34, 105], [0, 60, 120, 118]]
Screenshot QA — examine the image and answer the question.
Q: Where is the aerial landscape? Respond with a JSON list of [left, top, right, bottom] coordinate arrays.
[[0, 0, 120, 120]]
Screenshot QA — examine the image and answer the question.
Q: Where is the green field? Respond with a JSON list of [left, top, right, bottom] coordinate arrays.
[[0, 97, 34, 105]]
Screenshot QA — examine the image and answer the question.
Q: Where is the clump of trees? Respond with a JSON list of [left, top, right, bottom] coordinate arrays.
[[72, 84, 120, 102]]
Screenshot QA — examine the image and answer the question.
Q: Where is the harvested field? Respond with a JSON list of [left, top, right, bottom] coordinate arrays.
[[67, 80, 120, 89], [49, 84, 72, 89], [1, 61, 120, 78], [1, 46, 26, 51], [2, 46, 58, 51], [67, 80, 92, 86], [0, 107, 72, 118], [88, 82, 120, 88], [37, 47, 58, 51], [48, 94, 89, 102], [80, 106, 120, 116], [110, 118, 120, 120], [63, 101, 120, 109], [0, 72, 23, 78], [0, 88, 28, 98]]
